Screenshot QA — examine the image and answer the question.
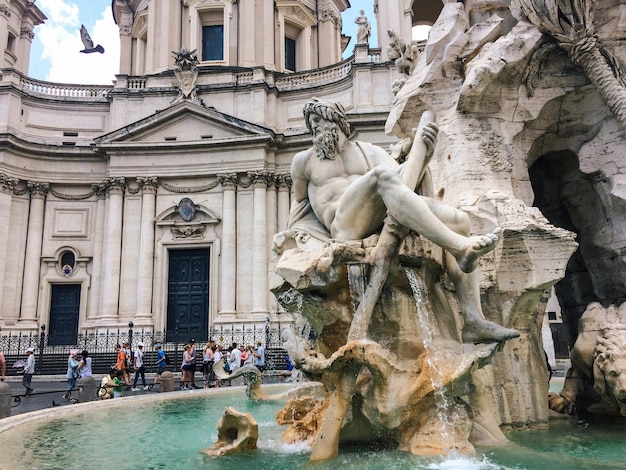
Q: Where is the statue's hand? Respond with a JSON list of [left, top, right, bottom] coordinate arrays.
[[421, 122, 438, 156]]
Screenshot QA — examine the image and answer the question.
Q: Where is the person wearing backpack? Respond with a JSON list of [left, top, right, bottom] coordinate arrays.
[[154, 344, 167, 385]]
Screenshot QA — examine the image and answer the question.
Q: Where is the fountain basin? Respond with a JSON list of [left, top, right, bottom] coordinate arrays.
[[0, 384, 624, 469]]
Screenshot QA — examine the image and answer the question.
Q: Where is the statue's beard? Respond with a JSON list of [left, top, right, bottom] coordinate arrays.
[[312, 125, 339, 161]]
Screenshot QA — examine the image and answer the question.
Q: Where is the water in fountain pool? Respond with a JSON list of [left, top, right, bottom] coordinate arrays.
[[1, 385, 625, 469]]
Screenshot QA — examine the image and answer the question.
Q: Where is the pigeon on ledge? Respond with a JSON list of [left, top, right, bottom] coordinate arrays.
[[79, 25, 104, 54]]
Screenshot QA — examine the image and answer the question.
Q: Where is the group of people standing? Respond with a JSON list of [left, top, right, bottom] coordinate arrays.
[[8, 336, 267, 400], [181, 339, 266, 389], [64, 349, 92, 400], [223, 340, 266, 385], [101, 341, 155, 399]]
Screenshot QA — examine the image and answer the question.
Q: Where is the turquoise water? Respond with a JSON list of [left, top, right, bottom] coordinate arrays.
[[2, 386, 625, 470]]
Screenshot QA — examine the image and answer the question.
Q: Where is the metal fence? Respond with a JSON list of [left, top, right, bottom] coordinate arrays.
[[0, 322, 291, 376]]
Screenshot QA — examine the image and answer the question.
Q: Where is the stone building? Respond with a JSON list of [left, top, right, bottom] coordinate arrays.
[[0, 0, 441, 344]]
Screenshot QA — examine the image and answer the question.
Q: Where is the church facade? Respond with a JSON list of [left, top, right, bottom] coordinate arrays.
[[0, 0, 469, 344]]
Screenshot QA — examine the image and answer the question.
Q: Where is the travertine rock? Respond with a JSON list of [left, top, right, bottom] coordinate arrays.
[[202, 407, 258, 456]]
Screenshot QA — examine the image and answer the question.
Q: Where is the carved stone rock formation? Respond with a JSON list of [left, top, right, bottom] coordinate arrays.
[[276, 396, 328, 444], [202, 407, 258, 456], [271, 232, 528, 459]]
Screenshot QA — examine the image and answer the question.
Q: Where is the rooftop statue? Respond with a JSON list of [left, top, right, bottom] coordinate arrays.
[[355, 10, 371, 45]]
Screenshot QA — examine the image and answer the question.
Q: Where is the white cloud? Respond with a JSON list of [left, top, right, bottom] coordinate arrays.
[[36, 1, 119, 85]]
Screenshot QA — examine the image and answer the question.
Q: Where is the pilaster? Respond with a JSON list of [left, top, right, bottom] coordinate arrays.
[[99, 178, 126, 323], [249, 171, 269, 315], [18, 182, 49, 325], [217, 173, 237, 316], [0, 174, 18, 325], [136, 177, 158, 320]]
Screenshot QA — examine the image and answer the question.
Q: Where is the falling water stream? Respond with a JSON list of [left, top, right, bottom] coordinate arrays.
[[347, 263, 367, 315], [405, 266, 460, 455]]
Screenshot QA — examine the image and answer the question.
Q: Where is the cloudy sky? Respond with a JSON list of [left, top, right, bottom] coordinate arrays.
[[28, 0, 379, 85]]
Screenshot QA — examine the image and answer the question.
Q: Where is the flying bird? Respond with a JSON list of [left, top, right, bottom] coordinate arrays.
[[79, 25, 104, 54]]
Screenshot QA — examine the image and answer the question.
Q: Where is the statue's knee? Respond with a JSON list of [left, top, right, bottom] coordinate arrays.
[[453, 210, 471, 233], [373, 166, 399, 186]]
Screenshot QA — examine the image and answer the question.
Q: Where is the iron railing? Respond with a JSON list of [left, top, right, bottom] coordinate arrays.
[[0, 322, 291, 376]]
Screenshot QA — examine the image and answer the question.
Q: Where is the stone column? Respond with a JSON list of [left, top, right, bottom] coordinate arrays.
[[276, 174, 291, 233], [0, 174, 17, 323], [217, 174, 237, 315], [87, 183, 107, 322], [100, 178, 125, 322], [19, 182, 49, 324], [16, 27, 35, 74], [266, 174, 278, 251], [249, 171, 269, 313], [136, 177, 158, 318]]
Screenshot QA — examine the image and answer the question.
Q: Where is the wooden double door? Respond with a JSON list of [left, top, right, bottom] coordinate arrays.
[[166, 248, 210, 342]]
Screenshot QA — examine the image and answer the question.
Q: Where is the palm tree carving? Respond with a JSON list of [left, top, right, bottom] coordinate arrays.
[[513, 0, 626, 129]]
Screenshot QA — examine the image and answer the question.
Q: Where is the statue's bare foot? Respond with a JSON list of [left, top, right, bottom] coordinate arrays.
[[455, 228, 502, 273], [462, 319, 520, 344]]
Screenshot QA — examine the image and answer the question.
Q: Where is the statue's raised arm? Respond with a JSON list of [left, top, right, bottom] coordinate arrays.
[[286, 98, 519, 343]]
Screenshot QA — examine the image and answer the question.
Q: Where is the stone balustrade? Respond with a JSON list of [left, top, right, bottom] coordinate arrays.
[[274, 59, 353, 91], [19, 76, 111, 100], [4, 54, 388, 102]]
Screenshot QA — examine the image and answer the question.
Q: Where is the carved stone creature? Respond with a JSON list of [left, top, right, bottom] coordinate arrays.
[[202, 407, 258, 456], [550, 302, 626, 418], [386, 29, 421, 83]]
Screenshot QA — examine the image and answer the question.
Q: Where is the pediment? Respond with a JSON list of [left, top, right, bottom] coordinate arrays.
[[95, 101, 274, 145]]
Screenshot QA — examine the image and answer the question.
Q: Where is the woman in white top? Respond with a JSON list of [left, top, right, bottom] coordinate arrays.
[[78, 350, 92, 378]]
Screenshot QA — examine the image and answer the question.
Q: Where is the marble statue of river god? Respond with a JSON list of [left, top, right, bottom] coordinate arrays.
[[271, 99, 520, 461]]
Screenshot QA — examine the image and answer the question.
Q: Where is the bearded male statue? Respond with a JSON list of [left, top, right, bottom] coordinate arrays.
[[286, 98, 518, 343]]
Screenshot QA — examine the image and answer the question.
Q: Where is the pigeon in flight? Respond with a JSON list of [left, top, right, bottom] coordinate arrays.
[[79, 25, 104, 54]]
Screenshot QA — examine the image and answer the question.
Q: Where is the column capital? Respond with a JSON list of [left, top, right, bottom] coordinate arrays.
[[20, 27, 35, 40], [105, 177, 126, 195], [90, 181, 109, 197], [275, 174, 292, 191], [137, 176, 159, 194], [0, 173, 18, 194], [247, 170, 271, 189], [27, 181, 49, 198], [217, 173, 238, 189]]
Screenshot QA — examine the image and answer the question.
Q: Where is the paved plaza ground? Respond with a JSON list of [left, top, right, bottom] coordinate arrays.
[[2, 371, 284, 417]]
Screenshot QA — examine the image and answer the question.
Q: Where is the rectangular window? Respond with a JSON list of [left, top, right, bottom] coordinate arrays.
[[6, 32, 15, 52], [202, 25, 224, 61], [285, 37, 296, 72]]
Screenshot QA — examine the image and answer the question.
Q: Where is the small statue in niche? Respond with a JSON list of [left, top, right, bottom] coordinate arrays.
[[172, 48, 204, 106]]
